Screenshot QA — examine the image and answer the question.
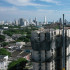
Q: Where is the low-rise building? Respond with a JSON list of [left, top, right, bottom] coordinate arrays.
[[12, 34, 22, 40], [0, 55, 8, 70]]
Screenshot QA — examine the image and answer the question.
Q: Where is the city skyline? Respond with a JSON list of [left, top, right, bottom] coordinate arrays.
[[0, 0, 70, 22]]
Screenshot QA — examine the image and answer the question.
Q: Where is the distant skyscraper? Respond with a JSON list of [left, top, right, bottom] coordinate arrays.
[[29, 18, 32, 24], [59, 18, 62, 24], [53, 20, 55, 24], [19, 18, 27, 26], [19, 18, 24, 26], [45, 16, 46, 23], [33, 17, 37, 26], [35, 17, 37, 22], [44, 16, 47, 24], [15, 20, 19, 26]]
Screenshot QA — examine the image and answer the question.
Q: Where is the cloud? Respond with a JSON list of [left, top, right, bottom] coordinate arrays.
[[0, 7, 17, 12], [4, 0, 47, 7], [40, 0, 60, 4], [0, 6, 70, 21]]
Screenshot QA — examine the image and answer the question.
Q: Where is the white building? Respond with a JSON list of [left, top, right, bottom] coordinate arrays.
[[3, 27, 8, 29], [66, 29, 70, 70], [44, 16, 47, 24], [15, 20, 19, 26], [16, 42, 25, 49], [0, 29, 3, 35], [0, 55, 8, 70], [16, 42, 25, 46]]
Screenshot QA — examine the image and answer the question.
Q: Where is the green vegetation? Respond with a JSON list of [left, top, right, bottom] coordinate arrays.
[[0, 48, 11, 56], [0, 25, 3, 29], [3, 25, 38, 42], [2, 42, 9, 47], [16, 36, 30, 42], [0, 35, 5, 42], [3, 29, 22, 36], [3, 25, 38, 36], [8, 25, 20, 29], [8, 58, 28, 70], [3, 29, 27, 36], [54, 26, 59, 29]]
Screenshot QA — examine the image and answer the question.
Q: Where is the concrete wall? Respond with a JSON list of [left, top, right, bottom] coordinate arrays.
[[31, 29, 70, 70]]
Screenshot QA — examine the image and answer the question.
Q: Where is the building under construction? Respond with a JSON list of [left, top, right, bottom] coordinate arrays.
[[31, 28, 70, 70]]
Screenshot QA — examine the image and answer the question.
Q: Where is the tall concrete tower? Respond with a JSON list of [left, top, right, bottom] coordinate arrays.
[[33, 17, 37, 26], [31, 28, 70, 70], [31, 28, 55, 70], [44, 16, 47, 24], [59, 18, 62, 24], [45, 16, 46, 23]]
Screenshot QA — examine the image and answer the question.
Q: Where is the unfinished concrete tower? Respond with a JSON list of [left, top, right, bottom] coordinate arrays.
[[31, 28, 70, 70], [31, 28, 55, 70]]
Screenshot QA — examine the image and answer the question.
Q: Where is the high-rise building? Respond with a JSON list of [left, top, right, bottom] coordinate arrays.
[[31, 28, 70, 70], [45, 16, 46, 23], [19, 18, 27, 26], [44, 16, 47, 24], [33, 17, 37, 26], [15, 20, 19, 26], [31, 28, 56, 70]]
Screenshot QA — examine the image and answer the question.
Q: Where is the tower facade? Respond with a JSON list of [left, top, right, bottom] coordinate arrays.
[[19, 18, 27, 26], [31, 29, 55, 70], [31, 28, 70, 70], [44, 16, 47, 24]]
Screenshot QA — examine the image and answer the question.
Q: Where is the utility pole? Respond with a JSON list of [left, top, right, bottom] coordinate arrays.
[[62, 14, 65, 70]]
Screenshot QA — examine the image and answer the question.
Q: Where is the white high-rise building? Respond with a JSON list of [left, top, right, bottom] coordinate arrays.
[[29, 18, 36, 25], [45, 16, 46, 23], [44, 16, 47, 24], [15, 20, 19, 26]]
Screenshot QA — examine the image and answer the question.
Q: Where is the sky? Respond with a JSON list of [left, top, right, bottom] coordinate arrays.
[[0, 0, 70, 22]]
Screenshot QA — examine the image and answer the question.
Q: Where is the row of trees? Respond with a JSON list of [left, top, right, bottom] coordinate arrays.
[[8, 58, 28, 70]]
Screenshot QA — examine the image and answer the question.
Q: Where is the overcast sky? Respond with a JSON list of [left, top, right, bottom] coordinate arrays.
[[0, 0, 70, 22]]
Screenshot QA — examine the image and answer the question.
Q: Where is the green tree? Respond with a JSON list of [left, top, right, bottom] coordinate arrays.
[[0, 35, 5, 42], [16, 36, 24, 42], [3, 30, 13, 36], [24, 37, 30, 42], [0, 48, 11, 56], [8, 58, 28, 70], [16, 36, 30, 42], [2, 42, 9, 47]]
